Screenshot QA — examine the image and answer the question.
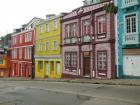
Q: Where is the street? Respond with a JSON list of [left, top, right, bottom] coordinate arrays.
[[0, 80, 140, 105]]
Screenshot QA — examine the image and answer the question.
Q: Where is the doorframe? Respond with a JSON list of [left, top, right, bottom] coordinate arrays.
[[82, 51, 91, 77], [45, 62, 49, 77]]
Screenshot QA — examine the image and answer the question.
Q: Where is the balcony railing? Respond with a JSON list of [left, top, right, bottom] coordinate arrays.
[[64, 37, 78, 44], [123, 33, 139, 45], [82, 35, 91, 42], [122, 0, 139, 8]]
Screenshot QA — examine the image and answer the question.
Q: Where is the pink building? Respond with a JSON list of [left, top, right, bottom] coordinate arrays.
[[61, 0, 116, 79]]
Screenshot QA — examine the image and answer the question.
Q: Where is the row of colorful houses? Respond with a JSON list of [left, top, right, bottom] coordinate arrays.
[[0, 0, 140, 79]]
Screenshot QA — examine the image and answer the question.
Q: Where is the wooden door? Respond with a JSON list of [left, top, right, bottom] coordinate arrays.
[[83, 52, 91, 76]]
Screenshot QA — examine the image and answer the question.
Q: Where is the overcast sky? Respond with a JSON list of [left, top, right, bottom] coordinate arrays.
[[0, 0, 83, 36]]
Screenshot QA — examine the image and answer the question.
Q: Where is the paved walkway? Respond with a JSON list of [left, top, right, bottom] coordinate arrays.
[[0, 77, 140, 86]]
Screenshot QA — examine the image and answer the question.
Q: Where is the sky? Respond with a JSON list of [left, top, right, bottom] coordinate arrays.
[[0, 0, 83, 37]]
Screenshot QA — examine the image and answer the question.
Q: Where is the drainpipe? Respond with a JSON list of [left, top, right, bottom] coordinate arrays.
[[114, 0, 119, 78]]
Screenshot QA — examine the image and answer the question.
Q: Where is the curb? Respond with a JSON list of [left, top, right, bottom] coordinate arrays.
[[0, 78, 140, 86]]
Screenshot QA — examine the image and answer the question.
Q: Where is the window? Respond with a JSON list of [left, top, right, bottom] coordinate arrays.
[[0, 58, 3, 64], [50, 61, 54, 73], [97, 51, 107, 70], [65, 52, 77, 68], [12, 36, 17, 45], [19, 48, 22, 59], [12, 49, 17, 59], [39, 43, 42, 51], [38, 61, 43, 70], [39, 25, 43, 33], [53, 19, 57, 30], [65, 23, 77, 38], [65, 25, 70, 38], [97, 15, 107, 34], [53, 41, 57, 50], [125, 0, 135, 5], [45, 42, 49, 51], [125, 14, 136, 34], [71, 23, 77, 37], [83, 19, 91, 35], [46, 23, 49, 32], [25, 47, 32, 59], [20, 35, 22, 43], [25, 32, 32, 42]]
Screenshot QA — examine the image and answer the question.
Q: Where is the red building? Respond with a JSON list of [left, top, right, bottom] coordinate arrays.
[[10, 17, 45, 78], [61, 0, 116, 79], [11, 29, 35, 78]]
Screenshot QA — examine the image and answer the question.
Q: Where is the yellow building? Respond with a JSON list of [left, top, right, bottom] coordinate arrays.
[[35, 14, 62, 78]]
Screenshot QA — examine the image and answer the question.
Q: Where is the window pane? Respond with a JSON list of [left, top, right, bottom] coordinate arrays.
[[97, 51, 107, 70]]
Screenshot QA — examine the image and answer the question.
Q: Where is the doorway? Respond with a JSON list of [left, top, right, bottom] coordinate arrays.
[[46, 62, 49, 77], [83, 52, 91, 77]]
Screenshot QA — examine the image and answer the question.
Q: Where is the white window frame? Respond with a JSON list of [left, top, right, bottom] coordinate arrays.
[[20, 35, 22, 44], [83, 19, 91, 35], [53, 19, 57, 30], [46, 22, 49, 32], [13, 49, 17, 59], [25, 32, 32, 42], [65, 25, 70, 38], [38, 61, 43, 70], [124, 12, 138, 35], [97, 51, 107, 71], [53, 41, 57, 50], [73, 23, 76, 37], [39, 43, 42, 51], [25, 47, 27, 59], [13, 36, 17, 45], [19, 48, 22, 59], [25, 47, 32, 59], [97, 15, 106, 34], [45, 42, 49, 51], [39, 25, 43, 33]]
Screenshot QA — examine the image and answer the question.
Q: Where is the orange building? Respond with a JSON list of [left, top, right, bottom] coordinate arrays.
[[0, 50, 11, 77]]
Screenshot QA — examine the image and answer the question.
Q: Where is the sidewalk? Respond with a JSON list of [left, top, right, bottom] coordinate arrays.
[[0, 77, 140, 86]]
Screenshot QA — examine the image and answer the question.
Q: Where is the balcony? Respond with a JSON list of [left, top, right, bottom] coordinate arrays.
[[64, 37, 78, 44], [122, 0, 139, 8], [123, 33, 139, 45], [82, 35, 91, 43]]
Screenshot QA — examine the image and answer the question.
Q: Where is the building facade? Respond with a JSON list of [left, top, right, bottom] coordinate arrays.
[[61, 0, 116, 79], [35, 15, 62, 78], [0, 53, 11, 77], [115, 0, 140, 78], [10, 29, 35, 78], [0, 34, 11, 77], [10, 17, 45, 78]]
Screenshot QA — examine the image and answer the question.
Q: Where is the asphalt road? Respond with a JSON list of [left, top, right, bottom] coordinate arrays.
[[0, 80, 140, 105]]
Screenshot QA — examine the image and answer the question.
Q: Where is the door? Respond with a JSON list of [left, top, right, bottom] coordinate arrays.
[[123, 56, 132, 76], [56, 62, 61, 75], [20, 63, 23, 77], [12, 64, 15, 76], [46, 62, 49, 77], [83, 52, 91, 77], [123, 55, 140, 77]]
